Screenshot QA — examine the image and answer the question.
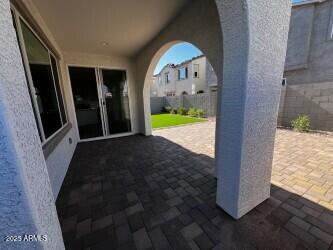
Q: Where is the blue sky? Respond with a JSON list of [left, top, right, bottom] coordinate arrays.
[[154, 0, 301, 75], [154, 42, 203, 74]]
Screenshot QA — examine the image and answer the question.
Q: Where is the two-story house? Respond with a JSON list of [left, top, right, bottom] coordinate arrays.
[[151, 55, 217, 97]]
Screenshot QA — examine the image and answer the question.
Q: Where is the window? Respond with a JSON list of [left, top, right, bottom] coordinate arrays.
[[11, 10, 42, 140], [165, 72, 170, 83], [282, 78, 287, 86], [193, 64, 199, 78], [178, 67, 188, 80], [166, 91, 175, 96], [11, 8, 68, 143]]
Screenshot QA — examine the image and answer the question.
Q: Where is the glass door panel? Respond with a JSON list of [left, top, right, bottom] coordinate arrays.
[[69, 67, 104, 139], [100, 69, 131, 135]]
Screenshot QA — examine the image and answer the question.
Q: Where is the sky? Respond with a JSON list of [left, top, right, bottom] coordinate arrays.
[[154, 0, 301, 75], [154, 42, 203, 74]]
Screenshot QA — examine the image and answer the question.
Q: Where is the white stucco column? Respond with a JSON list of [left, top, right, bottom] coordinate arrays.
[[0, 1, 64, 249], [215, 0, 291, 219]]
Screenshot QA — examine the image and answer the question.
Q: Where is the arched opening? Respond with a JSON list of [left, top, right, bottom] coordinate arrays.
[[150, 42, 218, 130], [142, 39, 222, 137], [148, 42, 219, 131]]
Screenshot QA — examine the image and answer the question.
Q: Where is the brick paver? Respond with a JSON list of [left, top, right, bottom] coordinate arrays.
[[56, 121, 333, 249]]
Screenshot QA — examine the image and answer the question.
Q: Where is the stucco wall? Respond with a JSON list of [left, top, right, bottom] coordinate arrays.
[[285, 0, 333, 84], [280, 0, 333, 131], [0, 0, 64, 248], [19, 0, 80, 199], [192, 56, 208, 93], [135, 0, 223, 135], [151, 56, 215, 97], [136, 0, 290, 218], [46, 129, 77, 198], [206, 60, 218, 88], [162, 67, 177, 94], [175, 61, 193, 95], [285, 4, 315, 71]]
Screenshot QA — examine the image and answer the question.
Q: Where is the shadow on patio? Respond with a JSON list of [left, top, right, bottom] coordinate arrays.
[[56, 135, 333, 250]]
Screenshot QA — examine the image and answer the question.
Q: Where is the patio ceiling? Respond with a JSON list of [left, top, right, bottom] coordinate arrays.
[[31, 0, 190, 57]]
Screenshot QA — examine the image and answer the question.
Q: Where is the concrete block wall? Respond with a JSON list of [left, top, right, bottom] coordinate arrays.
[[151, 92, 218, 116], [278, 81, 333, 131], [165, 96, 182, 108], [183, 92, 217, 116], [150, 97, 166, 114]]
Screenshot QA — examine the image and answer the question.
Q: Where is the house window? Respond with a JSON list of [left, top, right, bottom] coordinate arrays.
[[11, 8, 68, 143], [166, 92, 175, 96], [165, 72, 170, 83], [178, 67, 188, 80], [193, 64, 199, 78]]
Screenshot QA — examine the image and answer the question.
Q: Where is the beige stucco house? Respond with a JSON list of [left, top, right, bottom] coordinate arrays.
[[151, 55, 217, 97]]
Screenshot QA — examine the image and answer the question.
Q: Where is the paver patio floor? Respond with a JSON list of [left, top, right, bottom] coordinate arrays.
[[56, 121, 333, 249]]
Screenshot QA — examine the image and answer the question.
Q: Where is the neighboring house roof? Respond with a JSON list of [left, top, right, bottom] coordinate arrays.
[[154, 54, 204, 76], [175, 54, 205, 68], [153, 63, 175, 77], [292, 0, 328, 7]]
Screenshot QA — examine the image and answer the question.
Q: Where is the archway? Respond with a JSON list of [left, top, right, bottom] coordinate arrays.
[[149, 42, 219, 118], [134, 0, 291, 219], [0, 0, 292, 247]]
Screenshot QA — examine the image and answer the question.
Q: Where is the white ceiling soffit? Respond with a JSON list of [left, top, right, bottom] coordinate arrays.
[[31, 0, 190, 57]]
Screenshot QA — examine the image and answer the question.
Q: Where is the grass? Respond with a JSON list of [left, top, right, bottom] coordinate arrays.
[[151, 114, 207, 129]]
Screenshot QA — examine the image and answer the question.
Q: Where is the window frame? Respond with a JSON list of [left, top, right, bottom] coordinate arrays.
[[165, 72, 170, 84], [178, 67, 188, 80], [193, 64, 199, 78], [11, 6, 68, 145]]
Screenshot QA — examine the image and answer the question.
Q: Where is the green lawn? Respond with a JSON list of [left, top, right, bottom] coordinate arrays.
[[151, 114, 207, 129]]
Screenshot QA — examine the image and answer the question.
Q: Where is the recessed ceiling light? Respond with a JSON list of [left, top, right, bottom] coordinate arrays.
[[101, 42, 109, 46]]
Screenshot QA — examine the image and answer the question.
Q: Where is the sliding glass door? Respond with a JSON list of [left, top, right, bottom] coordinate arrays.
[[69, 67, 131, 140], [100, 69, 131, 135], [68, 67, 104, 139]]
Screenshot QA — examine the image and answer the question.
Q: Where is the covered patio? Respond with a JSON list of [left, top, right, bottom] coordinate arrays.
[[57, 121, 333, 249], [0, 0, 293, 249]]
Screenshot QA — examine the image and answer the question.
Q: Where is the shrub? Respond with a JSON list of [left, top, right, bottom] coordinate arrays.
[[163, 106, 172, 113], [291, 115, 310, 132], [177, 107, 188, 115], [196, 109, 205, 118], [188, 108, 197, 117], [170, 108, 177, 114]]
